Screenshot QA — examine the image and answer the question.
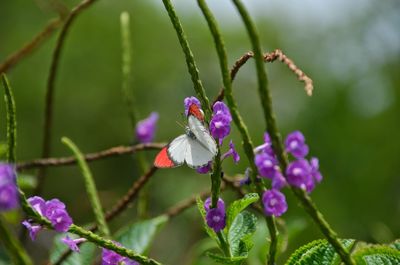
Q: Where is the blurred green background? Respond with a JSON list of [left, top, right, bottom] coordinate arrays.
[[0, 0, 399, 264]]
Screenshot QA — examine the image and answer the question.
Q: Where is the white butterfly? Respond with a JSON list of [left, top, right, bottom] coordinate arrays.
[[154, 104, 217, 168]]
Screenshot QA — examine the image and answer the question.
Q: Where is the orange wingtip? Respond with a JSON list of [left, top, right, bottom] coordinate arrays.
[[154, 147, 175, 168], [188, 103, 204, 122]]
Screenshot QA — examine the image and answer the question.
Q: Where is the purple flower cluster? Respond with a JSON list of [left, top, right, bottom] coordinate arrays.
[[135, 112, 159, 143], [221, 140, 240, 164], [102, 242, 139, 265], [254, 131, 323, 216], [210, 101, 232, 145], [0, 163, 19, 211], [204, 197, 226, 232], [22, 196, 73, 240]]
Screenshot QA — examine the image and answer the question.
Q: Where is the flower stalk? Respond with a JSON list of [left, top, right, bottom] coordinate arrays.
[[61, 137, 110, 237], [230, 1, 355, 264]]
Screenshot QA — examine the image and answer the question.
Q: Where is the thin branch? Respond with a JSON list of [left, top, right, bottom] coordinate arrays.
[[0, 19, 62, 74], [213, 49, 313, 104], [17, 142, 165, 171], [36, 0, 98, 195]]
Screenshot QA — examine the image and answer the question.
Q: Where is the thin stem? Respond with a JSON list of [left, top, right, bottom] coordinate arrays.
[[36, 0, 98, 195], [61, 137, 110, 237], [217, 232, 231, 257], [2, 74, 17, 163], [0, 19, 62, 74], [231, 1, 354, 264], [17, 143, 165, 171], [0, 217, 33, 265], [196, 1, 279, 263], [160, 0, 212, 120]]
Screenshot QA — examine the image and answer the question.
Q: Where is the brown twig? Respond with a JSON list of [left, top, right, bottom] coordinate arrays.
[[17, 143, 165, 171], [0, 19, 62, 74], [36, 0, 99, 195], [213, 49, 313, 104]]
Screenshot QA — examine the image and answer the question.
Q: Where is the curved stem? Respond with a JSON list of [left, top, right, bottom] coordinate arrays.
[[230, 1, 355, 264], [62, 137, 110, 237], [196, 1, 278, 263], [160, 0, 212, 120]]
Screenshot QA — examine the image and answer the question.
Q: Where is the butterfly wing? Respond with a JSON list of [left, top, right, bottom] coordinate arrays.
[[166, 134, 189, 166], [188, 115, 217, 155], [154, 147, 175, 168], [185, 137, 216, 168]]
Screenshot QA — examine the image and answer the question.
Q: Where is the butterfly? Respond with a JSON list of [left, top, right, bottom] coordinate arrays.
[[154, 104, 217, 168]]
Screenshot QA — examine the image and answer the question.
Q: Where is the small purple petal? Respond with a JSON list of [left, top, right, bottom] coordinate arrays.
[[271, 171, 287, 190], [61, 236, 86, 253], [205, 207, 226, 232], [212, 101, 232, 121], [27, 196, 46, 216], [222, 140, 240, 164], [254, 153, 279, 179], [210, 114, 231, 141], [196, 162, 212, 174], [285, 131, 309, 158], [135, 112, 159, 143], [184, 96, 201, 116], [262, 189, 288, 217], [48, 208, 73, 232], [285, 159, 313, 191], [310, 157, 323, 183], [0, 163, 16, 186], [102, 248, 124, 265], [22, 220, 42, 241], [0, 184, 19, 211], [204, 197, 225, 212]]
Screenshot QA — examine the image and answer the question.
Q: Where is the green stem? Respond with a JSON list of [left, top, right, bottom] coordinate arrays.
[[230, 1, 355, 264], [196, 0, 278, 262], [120, 11, 150, 219], [217, 231, 231, 257], [210, 148, 222, 208], [2, 74, 17, 163], [0, 217, 33, 265], [160, 0, 212, 120], [61, 137, 110, 237]]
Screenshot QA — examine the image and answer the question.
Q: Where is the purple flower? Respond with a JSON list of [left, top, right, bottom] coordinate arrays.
[[22, 220, 42, 240], [204, 197, 226, 232], [254, 133, 275, 156], [48, 208, 72, 232], [262, 189, 288, 217], [135, 112, 159, 143], [0, 163, 19, 211], [212, 101, 232, 121], [271, 171, 287, 190], [27, 196, 46, 215], [102, 247, 124, 265], [285, 159, 313, 191], [285, 131, 309, 158], [61, 236, 86, 253], [0, 184, 18, 211], [196, 162, 212, 174], [206, 208, 226, 232], [204, 197, 225, 212], [209, 114, 231, 143], [310, 157, 323, 183], [222, 140, 240, 164], [254, 152, 279, 179], [184, 96, 201, 116]]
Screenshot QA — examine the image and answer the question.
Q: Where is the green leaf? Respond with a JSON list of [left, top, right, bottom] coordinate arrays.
[[228, 211, 257, 257], [115, 215, 168, 254], [50, 233, 96, 265], [226, 193, 259, 229], [196, 197, 218, 241], [389, 240, 400, 251], [207, 252, 247, 264], [285, 239, 355, 265], [16, 174, 37, 190], [353, 245, 400, 265]]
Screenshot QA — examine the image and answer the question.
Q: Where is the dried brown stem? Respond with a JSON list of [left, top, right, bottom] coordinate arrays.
[[36, 0, 98, 195], [17, 143, 165, 171], [213, 49, 313, 104], [0, 19, 62, 74]]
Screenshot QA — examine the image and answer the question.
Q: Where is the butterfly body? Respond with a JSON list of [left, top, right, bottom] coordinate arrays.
[[154, 104, 217, 169]]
